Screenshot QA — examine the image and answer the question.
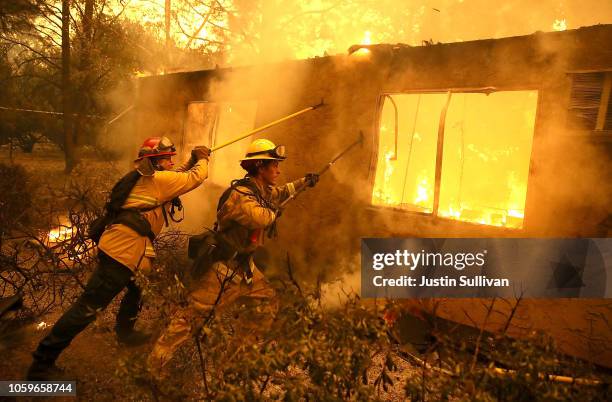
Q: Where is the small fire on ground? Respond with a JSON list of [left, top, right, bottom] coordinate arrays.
[[46, 220, 94, 261], [47, 226, 75, 243]]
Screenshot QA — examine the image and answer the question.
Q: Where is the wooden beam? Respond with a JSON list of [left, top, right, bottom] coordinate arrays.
[[595, 73, 611, 130]]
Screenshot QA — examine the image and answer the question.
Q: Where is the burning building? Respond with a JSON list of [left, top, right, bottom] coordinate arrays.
[[131, 25, 611, 367]]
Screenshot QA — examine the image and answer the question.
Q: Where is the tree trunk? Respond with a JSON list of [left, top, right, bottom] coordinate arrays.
[[165, 0, 171, 46], [164, 0, 171, 70], [62, 0, 75, 172], [74, 0, 94, 148]]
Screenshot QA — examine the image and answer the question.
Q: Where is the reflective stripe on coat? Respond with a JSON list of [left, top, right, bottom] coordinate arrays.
[[98, 159, 208, 271]]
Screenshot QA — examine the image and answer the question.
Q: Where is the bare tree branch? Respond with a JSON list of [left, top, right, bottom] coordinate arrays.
[[278, 0, 346, 30], [175, 17, 223, 46], [185, 1, 216, 48], [0, 35, 61, 69], [31, 25, 62, 47], [38, 2, 63, 30]]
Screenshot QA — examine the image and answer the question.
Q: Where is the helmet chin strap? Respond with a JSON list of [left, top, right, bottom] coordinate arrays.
[[135, 158, 155, 176], [135, 157, 166, 176]]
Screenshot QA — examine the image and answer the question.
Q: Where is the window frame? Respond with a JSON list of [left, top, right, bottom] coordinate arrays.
[[369, 86, 541, 230], [181, 100, 220, 173], [181, 100, 259, 185]]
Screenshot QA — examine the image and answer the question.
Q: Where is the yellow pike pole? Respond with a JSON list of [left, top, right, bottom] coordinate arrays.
[[278, 131, 364, 209], [210, 99, 324, 152]]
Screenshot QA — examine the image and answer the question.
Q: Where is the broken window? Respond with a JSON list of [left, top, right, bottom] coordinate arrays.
[[372, 94, 447, 213], [567, 72, 612, 131], [372, 90, 538, 229], [184, 101, 258, 185], [184, 102, 218, 151]]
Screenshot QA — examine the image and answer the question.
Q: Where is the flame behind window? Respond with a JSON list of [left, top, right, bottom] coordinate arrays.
[[373, 91, 538, 229]]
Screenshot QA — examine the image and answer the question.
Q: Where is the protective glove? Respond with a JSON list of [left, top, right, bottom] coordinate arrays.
[[191, 145, 211, 161], [304, 173, 319, 188], [274, 208, 283, 220]]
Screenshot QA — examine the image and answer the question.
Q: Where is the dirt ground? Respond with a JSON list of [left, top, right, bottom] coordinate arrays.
[[0, 301, 157, 401]]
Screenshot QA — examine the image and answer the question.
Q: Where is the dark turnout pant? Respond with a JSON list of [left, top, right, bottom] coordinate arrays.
[[32, 252, 142, 365]]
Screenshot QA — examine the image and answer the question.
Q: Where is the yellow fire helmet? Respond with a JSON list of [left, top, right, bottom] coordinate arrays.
[[240, 139, 287, 161]]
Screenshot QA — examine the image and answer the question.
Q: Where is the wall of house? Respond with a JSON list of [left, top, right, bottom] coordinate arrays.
[[134, 25, 612, 367]]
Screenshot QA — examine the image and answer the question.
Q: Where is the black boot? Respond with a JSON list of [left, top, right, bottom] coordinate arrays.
[[116, 329, 151, 347], [26, 359, 65, 381]]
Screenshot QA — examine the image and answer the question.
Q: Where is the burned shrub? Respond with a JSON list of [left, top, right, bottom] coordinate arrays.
[[399, 308, 611, 402], [116, 284, 398, 401], [111, 244, 400, 401], [0, 163, 32, 233], [0, 162, 119, 318]]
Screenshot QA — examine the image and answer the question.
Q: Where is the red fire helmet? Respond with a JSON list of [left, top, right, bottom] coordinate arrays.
[[136, 136, 177, 160]]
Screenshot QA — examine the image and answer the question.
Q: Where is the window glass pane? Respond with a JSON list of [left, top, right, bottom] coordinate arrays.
[[184, 102, 218, 154], [372, 93, 448, 212], [184, 101, 258, 186], [439, 91, 538, 228]]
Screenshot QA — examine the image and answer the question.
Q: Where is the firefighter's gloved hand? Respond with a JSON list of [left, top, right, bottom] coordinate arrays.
[[274, 208, 283, 219], [305, 173, 319, 187], [191, 146, 211, 161]]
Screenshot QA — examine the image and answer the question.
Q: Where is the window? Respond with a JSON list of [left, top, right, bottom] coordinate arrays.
[[183, 101, 258, 185], [567, 72, 612, 131], [183, 102, 218, 151], [372, 94, 447, 213], [372, 90, 538, 229]]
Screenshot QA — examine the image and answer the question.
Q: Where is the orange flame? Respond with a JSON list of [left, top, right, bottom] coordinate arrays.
[[353, 30, 373, 56], [552, 19, 567, 31], [46, 221, 93, 261], [48, 226, 74, 243], [372, 149, 398, 205], [373, 91, 536, 229]]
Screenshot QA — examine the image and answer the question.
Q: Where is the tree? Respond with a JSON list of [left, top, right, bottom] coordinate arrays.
[[0, 0, 40, 32], [0, 0, 227, 169], [62, 0, 75, 172]]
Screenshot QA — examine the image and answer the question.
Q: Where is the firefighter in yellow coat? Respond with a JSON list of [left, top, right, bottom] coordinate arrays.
[[147, 139, 319, 376], [27, 137, 211, 380]]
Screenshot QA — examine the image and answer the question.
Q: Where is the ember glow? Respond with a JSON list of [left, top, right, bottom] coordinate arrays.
[[352, 30, 373, 56], [47, 225, 74, 243], [373, 91, 537, 229], [46, 221, 94, 261]]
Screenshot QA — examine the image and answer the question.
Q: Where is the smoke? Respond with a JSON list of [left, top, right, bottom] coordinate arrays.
[[173, 50, 316, 232], [82, 2, 612, 370], [320, 259, 361, 308], [101, 1, 611, 292]]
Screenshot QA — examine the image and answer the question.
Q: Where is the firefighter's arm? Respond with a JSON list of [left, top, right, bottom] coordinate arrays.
[[154, 159, 208, 202], [228, 190, 276, 229], [270, 177, 310, 205], [174, 146, 211, 172], [173, 159, 195, 172]]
